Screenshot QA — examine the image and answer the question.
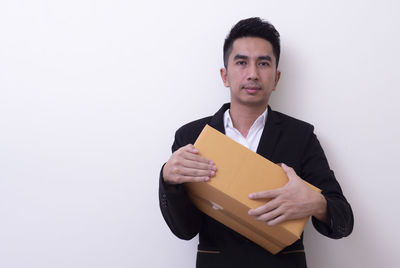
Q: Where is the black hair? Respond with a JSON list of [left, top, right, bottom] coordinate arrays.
[[223, 17, 280, 68]]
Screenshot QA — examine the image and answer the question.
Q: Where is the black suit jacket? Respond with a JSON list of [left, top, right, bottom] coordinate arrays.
[[159, 103, 353, 268]]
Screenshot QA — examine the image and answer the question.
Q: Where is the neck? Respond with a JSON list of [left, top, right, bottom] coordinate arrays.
[[229, 103, 267, 138]]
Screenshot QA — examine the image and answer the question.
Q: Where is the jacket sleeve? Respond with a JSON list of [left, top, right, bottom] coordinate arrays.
[[300, 127, 354, 239], [158, 130, 203, 240]]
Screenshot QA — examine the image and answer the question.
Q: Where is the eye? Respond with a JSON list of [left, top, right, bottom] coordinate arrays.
[[236, 61, 246, 66], [259, 61, 270, 67]]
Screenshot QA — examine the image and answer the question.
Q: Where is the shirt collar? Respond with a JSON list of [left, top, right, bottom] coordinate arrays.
[[224, 106, 268, 130]]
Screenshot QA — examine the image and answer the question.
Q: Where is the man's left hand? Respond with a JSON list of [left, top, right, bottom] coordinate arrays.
[[248, 163, 328, 226]]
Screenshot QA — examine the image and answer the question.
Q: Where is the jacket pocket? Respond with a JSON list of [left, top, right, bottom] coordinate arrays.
[[197, 245, 221, 254], [197, 249, 221, 254], [196, 245, 223, 267], [280, 249, 305, 255]]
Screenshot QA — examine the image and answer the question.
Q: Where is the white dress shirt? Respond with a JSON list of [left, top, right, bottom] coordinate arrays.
[[223, 107, 268, 152]]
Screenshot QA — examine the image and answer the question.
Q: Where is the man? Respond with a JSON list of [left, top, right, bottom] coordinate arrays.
[[159, 17, 353, 267]]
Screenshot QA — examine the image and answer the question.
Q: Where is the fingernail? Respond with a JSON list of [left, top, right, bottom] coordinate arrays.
[[249, 193, 254, 199], [204, 176, 210, 181], [212, 165, 217, 171], [209, 160, 214, 165], [210, 171, 215, 177]]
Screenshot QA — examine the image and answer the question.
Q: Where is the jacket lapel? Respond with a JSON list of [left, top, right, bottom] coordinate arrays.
[[256, 106, 282, 162], [208, 103, 230, 134]]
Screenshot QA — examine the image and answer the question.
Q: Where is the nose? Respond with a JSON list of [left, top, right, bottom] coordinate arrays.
[[247, 63, 259, 81]]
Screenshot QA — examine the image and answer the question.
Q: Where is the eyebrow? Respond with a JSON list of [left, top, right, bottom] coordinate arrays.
[[258, 55, 272, 61], [233, 54, 248, 60], [233, 54, 272, 61]]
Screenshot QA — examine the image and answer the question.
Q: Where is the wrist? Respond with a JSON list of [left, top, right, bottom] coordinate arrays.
[[312, 193, 329, 224]]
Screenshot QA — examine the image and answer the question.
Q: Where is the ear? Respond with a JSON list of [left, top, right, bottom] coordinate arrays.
[[220, 68, 230, 87], [272, 70, 281, 91]]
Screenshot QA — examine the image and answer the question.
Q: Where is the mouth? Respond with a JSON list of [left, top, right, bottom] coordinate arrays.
[[242, 85, 261, 94]]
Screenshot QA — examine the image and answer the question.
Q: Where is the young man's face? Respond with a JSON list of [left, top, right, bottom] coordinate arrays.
[[220, 37, 281, 110]]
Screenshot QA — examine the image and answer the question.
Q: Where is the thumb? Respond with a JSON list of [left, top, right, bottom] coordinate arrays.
[[186, 144, 198, 153], [281, 163, 297, 181]]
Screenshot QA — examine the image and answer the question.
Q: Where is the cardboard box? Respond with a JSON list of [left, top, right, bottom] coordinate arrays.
[[185, 125, 320, 254]]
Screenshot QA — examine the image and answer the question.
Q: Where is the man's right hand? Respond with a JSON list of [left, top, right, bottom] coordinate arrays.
[[163, 144, 217, 184]]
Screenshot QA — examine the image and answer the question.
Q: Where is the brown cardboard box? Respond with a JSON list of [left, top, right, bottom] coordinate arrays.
[[185, 125, 320, 254]]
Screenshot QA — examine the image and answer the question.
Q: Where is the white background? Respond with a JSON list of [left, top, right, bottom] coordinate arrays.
[[1, 0, 399, 267]]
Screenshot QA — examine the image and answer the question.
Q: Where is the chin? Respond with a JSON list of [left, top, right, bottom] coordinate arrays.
[[237, 99, 268, 108]]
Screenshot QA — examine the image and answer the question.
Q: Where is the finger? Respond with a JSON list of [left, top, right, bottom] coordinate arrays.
[[266, 214, 286, 226], [172, 149, 216, 171], [186, 145, 217, 166], [179, 174, 212, 183], [182, 151, 215, 166], [248, 189, 279, 200], [248, 197, 281, 216], [179, 166, 216, 178], [180, 153, 217, 171], [182, 160, 217, 173], [167, 174, 211, 184], [183, 144, 210, 158], [254, 207, 283, 223], [176, 144, 200, 157]]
